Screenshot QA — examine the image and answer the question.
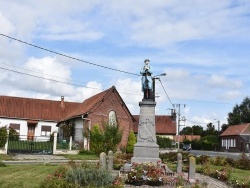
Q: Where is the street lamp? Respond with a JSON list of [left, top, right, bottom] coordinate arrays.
[[152, 73, 166, 101]]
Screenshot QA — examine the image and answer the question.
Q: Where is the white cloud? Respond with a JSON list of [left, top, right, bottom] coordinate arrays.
[[0, 12, 15, 34], [115, 78, 142, 114], [72, 81, 103, 102], [208, 75, 243, 89]]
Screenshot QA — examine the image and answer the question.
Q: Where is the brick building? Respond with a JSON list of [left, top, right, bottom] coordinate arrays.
[[0, 85, 176, 150]]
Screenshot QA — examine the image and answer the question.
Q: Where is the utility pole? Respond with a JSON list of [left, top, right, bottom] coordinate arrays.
[[174, 104, 186, 150], [217, 120, 220, 151]]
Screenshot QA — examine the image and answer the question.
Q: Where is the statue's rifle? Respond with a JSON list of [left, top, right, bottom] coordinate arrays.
[[145, 69, 149, 89]]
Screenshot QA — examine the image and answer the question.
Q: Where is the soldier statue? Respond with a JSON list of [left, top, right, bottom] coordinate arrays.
[[140, 59, 153, 99]]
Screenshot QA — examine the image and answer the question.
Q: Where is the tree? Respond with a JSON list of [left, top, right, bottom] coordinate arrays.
[[90, 124, 104, 154], [180, 125, 203, 135], [228, 97, 250, 125], [192, 125, 204, 135], [179, 127, 193, 135], [126, 131, 136, 153], [206, 123, 217, 135], [220, 124, 229, 134], [90, 122, 123, 154], [102, 122, 122, 153], [0, 126, 7, 148]]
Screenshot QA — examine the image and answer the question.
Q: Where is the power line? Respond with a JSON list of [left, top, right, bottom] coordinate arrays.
[[0, 66, 141, 96], [0, 33, 237, 106], [0, 61, 87, 85], [0, 33, 140, 76], [158, 79, 174, 108]]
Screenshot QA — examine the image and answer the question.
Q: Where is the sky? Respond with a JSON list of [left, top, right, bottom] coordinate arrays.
[[1, 0, 250, 130]]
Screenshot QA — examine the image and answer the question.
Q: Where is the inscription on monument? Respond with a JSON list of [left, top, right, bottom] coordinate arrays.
[[138, 119, 156, 143]]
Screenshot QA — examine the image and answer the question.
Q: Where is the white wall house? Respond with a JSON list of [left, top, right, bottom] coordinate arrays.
[[0, 118, 58, 141], [0, 95, 79, 141]]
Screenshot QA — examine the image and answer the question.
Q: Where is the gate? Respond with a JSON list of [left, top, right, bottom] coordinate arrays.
[[7, 135, 53, 155]]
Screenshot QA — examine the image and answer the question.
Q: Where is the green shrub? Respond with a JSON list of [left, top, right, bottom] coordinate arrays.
[[78, 149, 95, 155], [190, 139, 202, 150], [8, 127, 19, 141], [0, 126, 7, 148], [90, 122, 122, 154], [126, 131, 136, 153], [40, 176, 76, 188], [113, 153, 132, 170], [157, 136, 172, 148], [102, 122, 122, 153], [0, 161, 7, 167], [90, 125, 104, 154], [160, 152, 189, 163], [66, 167, 115, 187], [196, 155, 209, 165], [210, 156, 226, 166], [235, 153, 250, 170]]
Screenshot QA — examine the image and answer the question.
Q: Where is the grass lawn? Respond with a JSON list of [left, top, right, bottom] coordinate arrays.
[[59, 154, 99, 160], [0, 164, 58, 188], [0, 154, 13, 161]]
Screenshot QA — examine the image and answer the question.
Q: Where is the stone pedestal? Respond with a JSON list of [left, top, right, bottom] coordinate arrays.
[[131, 100, 161, 164]]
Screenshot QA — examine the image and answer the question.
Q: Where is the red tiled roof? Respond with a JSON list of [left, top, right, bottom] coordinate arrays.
[[133, 115, 176, 135], [0, 86, 135, 123], [220, 123, 250, 136], [0, 95, 80, 121], [62, 89, 108, 121], [61, 86, 135, 122]]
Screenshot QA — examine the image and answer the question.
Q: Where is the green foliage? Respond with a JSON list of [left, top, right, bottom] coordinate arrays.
[[180, 125, 204, 135], [90, 122, 122, 154], [113, 152, 132, 170], [228, 97, 250, 125], [0, 126, 7, 148], [61, 122, 75, 139], [90, 124, 104, 154], [102, 122, 122, 153], [126, 131, 136, 153], [9, 127, 19, 141], [160, 152, 189, 163], [0, 161, 7, 167], [156, 136, 172, 148], [200, 135, 218, 150], [204, 123, 218, 136], [235, 153, 250, 170], [190, 139, 202, 150], [78, 149, 95, 155], [66, 167, 115, 187]]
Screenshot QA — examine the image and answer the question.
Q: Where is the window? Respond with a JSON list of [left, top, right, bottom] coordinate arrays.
[[41, 126, 51, 136], [109, 110, 117, 126], [9, 123, 20, 133], [233, 139, 236, 147], [222, 139, 225, 147]]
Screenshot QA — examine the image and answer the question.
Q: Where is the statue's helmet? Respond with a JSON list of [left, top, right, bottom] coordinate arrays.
[[144, 59, 150, 63]]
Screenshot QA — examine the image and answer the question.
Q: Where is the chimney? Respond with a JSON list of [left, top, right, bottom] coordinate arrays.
[[61, 96, 65, 109]]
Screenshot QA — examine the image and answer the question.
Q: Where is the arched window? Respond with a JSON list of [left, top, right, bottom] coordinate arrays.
[[109, 110, 117, 126]]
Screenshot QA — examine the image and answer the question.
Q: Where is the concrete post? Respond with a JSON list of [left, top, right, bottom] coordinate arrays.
[[108, 150, 114, 171], [69, 136, 72, 150], [188, 156, 196, 183], [4, 129, 9, 154], [99, 152, 107, 170], [53, 132, 57, 154]]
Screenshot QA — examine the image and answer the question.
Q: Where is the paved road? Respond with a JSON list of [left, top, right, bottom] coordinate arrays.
[[187, 150, 250, 160]]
